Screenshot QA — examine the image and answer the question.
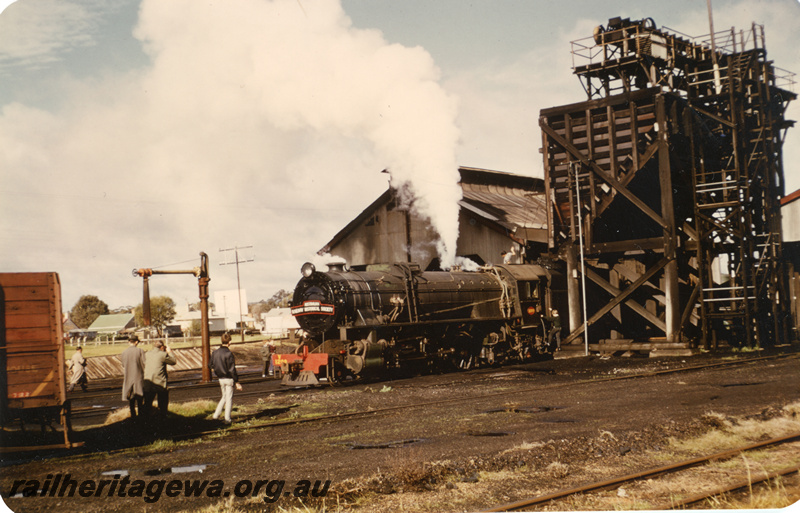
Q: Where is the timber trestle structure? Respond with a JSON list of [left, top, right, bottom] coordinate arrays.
[[540, 17, 796, 354]]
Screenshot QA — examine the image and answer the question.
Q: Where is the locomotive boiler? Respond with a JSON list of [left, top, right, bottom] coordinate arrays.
[[276, 261, 565, 385]]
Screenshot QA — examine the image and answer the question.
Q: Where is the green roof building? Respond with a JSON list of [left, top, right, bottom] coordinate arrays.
[[87, 313, 135, 336]]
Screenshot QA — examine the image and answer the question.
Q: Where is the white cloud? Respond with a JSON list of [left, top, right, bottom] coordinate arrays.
[[448, 1, 800, 192], [0, 0, 115, 71], [0, 0, 797, 311], [0, 0, 461, 308]]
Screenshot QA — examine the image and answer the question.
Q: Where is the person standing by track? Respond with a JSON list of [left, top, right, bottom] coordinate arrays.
[[67, 346, 88, 392], [120, 335, 146, 420], [143, 340, 177, 418], [210, 333, 242, 425], [542, 309, 562, 351], [260, 340, 276, 377]]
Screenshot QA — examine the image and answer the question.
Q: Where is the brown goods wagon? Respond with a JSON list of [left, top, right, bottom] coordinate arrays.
[[0, 272, 70, 447]]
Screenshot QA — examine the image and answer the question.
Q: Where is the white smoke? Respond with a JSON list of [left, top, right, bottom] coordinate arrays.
[[0, 0, 464, 307], [135, 0, 462, 266], [454, 256, 481, 272], [310, 252, 347, 273]]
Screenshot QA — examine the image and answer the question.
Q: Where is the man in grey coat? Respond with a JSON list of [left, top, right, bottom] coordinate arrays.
[[143, 340, 177, 417], [120, 335, 146, 419]]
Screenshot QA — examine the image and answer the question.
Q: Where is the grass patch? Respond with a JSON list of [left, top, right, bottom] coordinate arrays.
[[170, 399, 217, 417], [103, 399, 218, 425], [669, 428, 745, 454], [703, 475, 794, 510], [499, 441, 545, 456], [144, 438, 179, 453]]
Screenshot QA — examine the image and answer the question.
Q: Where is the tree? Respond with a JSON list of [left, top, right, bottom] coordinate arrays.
[[189, 319, 203, 336], [189, 301, 214, 312], [250, 300, 270, 319], [70, 295, 110, 329], [266, 289, 292, 310], [250, 290, 292, 320], [134, 296, 177, 336]]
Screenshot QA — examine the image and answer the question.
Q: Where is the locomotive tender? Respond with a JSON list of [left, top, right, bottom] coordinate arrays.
[[278, 261, 565, 385]]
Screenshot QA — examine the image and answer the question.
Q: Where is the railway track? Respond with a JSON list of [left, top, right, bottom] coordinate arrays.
[[483, 432, 800, 511], [167, 351, 798, 440], [67, 371, 294, 421], [67, 368, 269, 400], [4, 348, 796, 506], [44, 350, 797, 445]]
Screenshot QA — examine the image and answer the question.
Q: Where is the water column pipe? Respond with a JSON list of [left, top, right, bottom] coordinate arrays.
[[133, 252, 212, 382], [571, 162, 590, 355]]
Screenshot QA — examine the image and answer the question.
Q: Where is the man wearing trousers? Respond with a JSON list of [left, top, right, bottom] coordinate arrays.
[[121, 335, 146, 420], [209, 333, 242, 425], [143, 340, 177, 417]]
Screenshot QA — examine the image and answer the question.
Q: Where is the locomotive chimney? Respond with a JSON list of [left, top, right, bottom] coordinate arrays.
[[327, 262, 346, 272]]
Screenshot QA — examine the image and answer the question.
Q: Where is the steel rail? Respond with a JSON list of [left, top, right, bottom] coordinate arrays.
[[65, 369, 275, 401], [71, 349, 797, 402], [13, 352, 796, 461], [656, 463, 800, 509], [483, 432, 800, 512], [68, 352, 797, 423], [169, 352, 798, 441]]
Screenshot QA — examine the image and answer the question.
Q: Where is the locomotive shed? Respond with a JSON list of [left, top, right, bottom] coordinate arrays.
[[1, 347, 799, 512]]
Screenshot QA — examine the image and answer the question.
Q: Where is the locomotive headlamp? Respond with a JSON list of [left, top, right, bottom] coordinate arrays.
[[301, 262, 316, 277]]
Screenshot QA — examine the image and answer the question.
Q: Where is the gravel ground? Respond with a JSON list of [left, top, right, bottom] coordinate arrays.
[[1, 345, 799, 512]]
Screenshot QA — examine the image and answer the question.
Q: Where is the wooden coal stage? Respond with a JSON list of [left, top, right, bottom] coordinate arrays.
[[539, 17, 796, 354]]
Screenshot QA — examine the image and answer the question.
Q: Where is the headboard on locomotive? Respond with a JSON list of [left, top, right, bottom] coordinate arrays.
[[0, 272, 69, 445]]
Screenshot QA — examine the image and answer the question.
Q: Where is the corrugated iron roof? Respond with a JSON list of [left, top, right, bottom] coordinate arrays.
[[87, 313, 135, 333], [460, 178, 547, 230], [321, 167, 547, 253]]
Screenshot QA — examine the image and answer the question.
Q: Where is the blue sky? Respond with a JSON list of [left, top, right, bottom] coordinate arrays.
[[1, 0, 798, 310]]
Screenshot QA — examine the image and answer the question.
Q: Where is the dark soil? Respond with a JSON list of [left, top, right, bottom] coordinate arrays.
[[1, 344, 799, 512]]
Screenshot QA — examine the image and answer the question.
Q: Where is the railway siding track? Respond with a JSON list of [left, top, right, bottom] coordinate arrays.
[[484, 433, 800, 511], [9, 352, 796, 467], [168, 352, 799, 441], [1, 349, 798, 513], [58, 351, 800, 437]]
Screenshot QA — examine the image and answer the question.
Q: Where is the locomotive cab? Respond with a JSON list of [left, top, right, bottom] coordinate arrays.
[[493, 264, 551, 325]]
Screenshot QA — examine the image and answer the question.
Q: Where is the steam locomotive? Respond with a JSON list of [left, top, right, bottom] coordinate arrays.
[[275, 261, 566, 385]]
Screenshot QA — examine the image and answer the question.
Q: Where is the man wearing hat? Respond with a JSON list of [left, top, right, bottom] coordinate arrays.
[[143, 340, 177, 417], [120, 334, 146, 420]]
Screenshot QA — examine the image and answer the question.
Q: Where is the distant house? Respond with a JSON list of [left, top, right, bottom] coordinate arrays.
[[62, 315, 79, 335], [87, 313, 136, 340], [173, 304, 229, 335], [215, 289, 255, 331], [261, 308, 300, 339]]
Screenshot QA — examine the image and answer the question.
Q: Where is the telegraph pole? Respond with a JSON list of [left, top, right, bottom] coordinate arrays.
[[219, 246, 254, 342]]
